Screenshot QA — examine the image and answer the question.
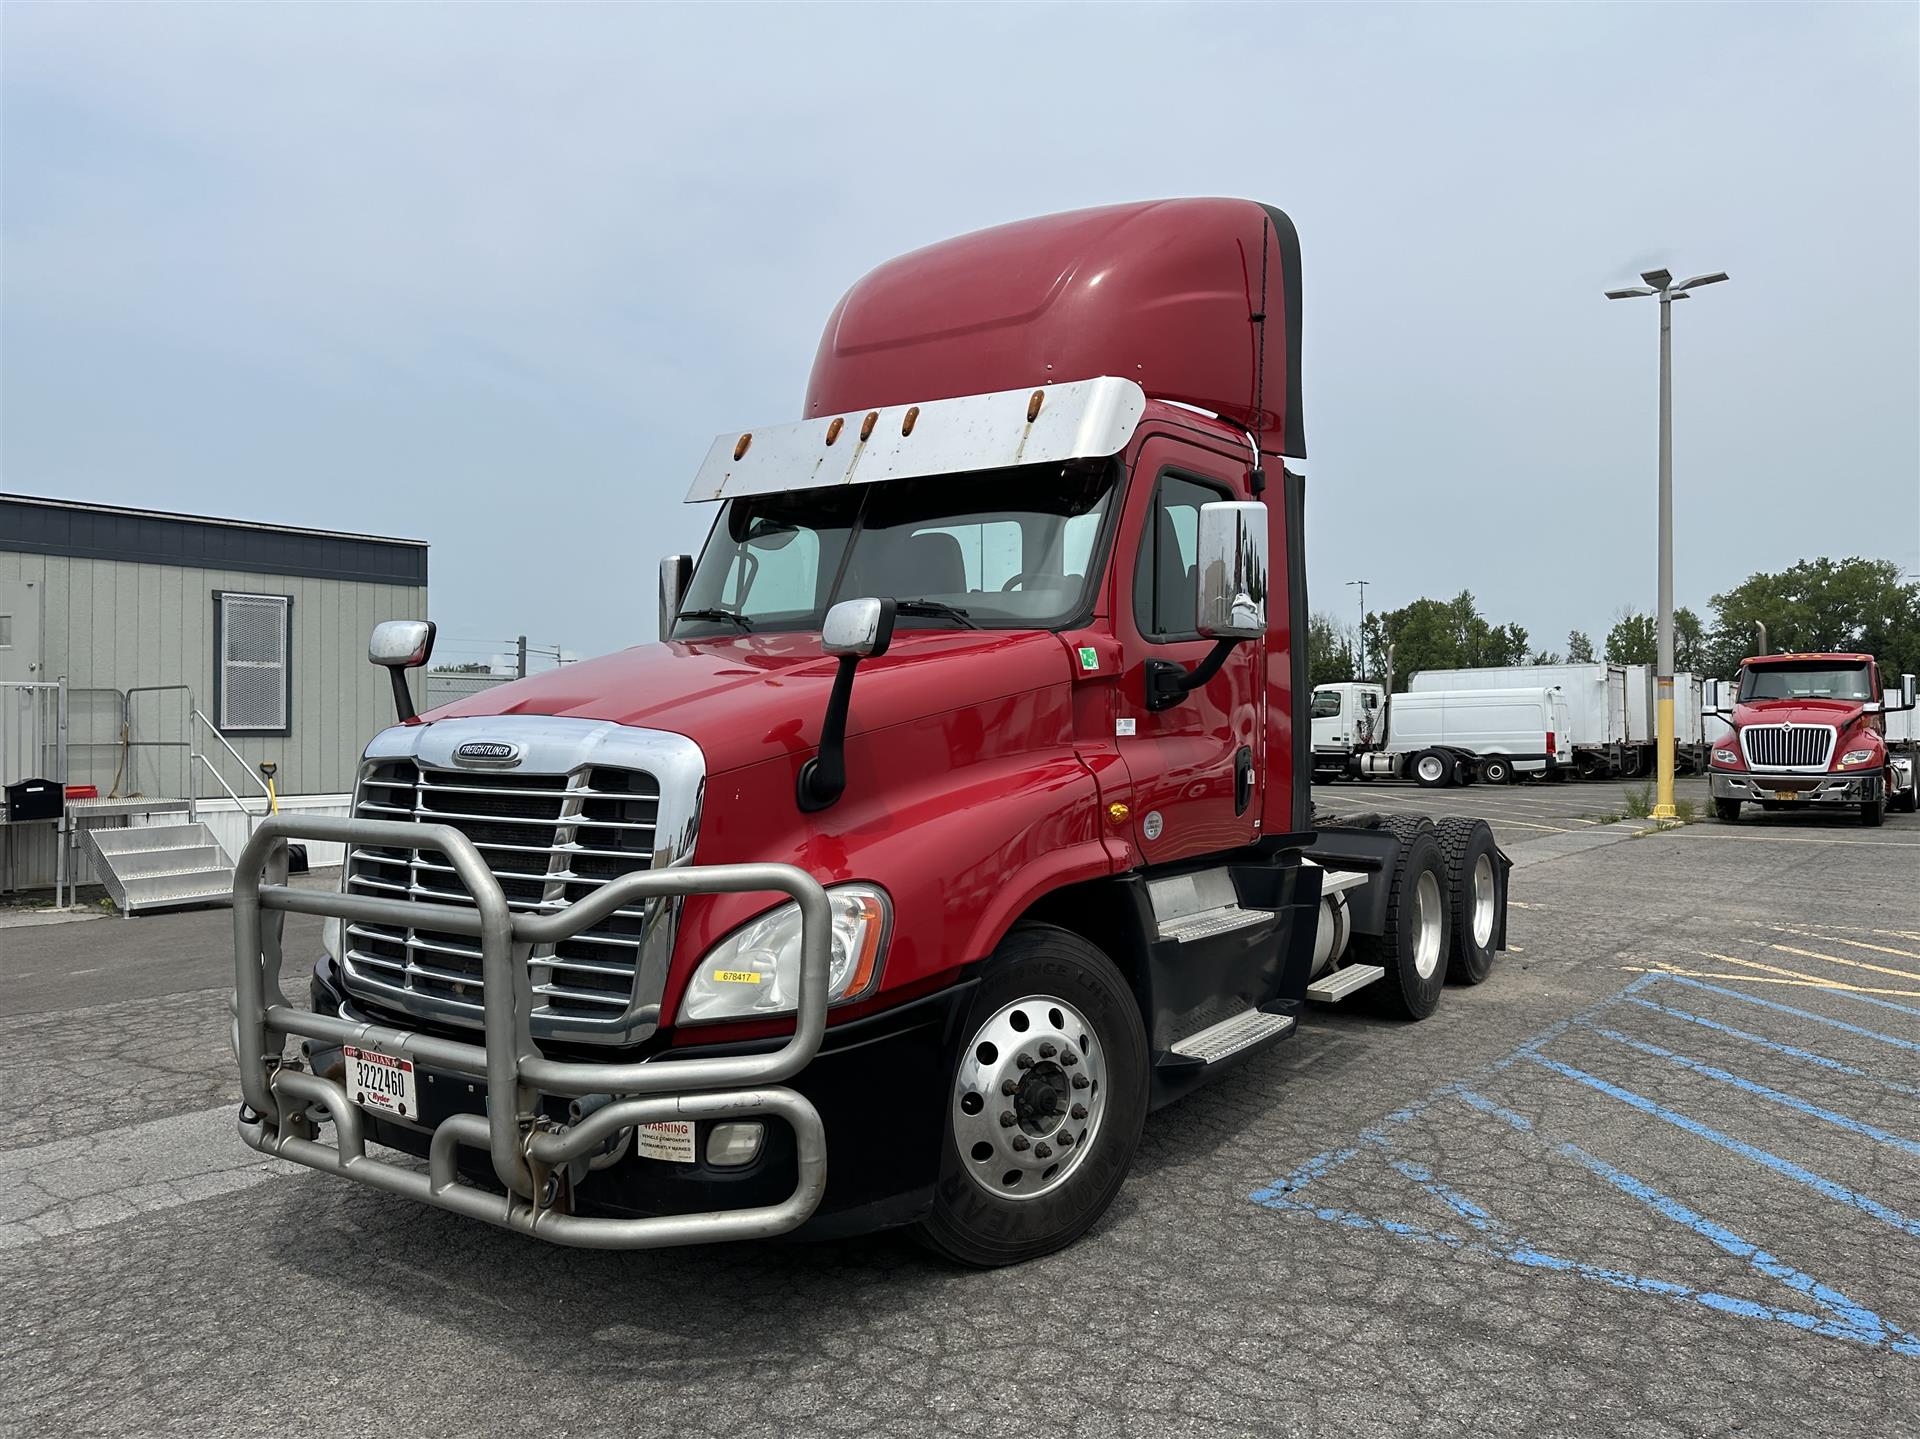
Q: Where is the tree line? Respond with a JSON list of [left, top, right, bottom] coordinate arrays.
[[1310, 556, 1920, 691]]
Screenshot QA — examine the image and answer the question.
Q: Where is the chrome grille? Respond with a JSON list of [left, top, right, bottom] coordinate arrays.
[[1740, 723, 1836, 771], [342, 759, 662, 1026]]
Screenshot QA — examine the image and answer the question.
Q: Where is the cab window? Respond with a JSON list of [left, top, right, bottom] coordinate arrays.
[[1310, 690, 1342, 718], [1134, 474, 1227, 641]]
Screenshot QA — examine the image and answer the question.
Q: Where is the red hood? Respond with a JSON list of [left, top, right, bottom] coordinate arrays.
[[421, 630, 1077, 776], [1732, 696, 1867, 730]]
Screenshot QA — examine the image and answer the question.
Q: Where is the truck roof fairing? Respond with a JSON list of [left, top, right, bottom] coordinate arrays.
[[684, 376, 1147, 503], [803, 198, 1305, 460]]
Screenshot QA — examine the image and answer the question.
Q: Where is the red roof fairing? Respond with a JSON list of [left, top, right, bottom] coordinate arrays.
[[805, 198, 1304, 458]]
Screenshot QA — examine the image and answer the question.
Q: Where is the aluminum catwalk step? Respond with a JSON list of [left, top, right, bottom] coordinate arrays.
[[1168, 1007, 1296, 1064], [1305, 963, 1386, 1003]]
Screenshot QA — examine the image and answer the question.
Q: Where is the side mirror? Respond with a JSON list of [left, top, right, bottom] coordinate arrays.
[[799, 598, 898, 811], [369, 619, 437, 723], [1194, 501, 1269, 640], [1146, 501, 1267, 712], [658, 555, 692, 640], [1702, 678, 1722, 713], [1903, 674, 1917, 711], [822, 597, 896, 659]]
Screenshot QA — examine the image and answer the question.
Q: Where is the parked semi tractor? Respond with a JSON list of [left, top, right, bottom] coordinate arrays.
[[1706, 651, 1918, 825], [1311, 679, 1571, 786], [226, 199, 1512, 1265]]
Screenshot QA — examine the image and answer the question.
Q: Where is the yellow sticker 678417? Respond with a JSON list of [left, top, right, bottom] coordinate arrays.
[[714, 970, 762, 985]]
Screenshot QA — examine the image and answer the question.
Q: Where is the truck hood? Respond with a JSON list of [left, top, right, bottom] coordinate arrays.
[[420, 630, 1076, 776], [1731, 697, 1866, 730]]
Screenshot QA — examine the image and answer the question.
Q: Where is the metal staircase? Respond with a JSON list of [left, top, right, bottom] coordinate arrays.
[[86, 820, 237, 914]]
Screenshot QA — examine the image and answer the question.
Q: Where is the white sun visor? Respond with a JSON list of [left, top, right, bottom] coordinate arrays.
[[685, 376, 1147, 503]]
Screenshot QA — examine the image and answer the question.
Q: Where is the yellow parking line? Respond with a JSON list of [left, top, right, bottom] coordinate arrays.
[[1765, 925, 1920, 963], [1768, 942, 1920, 984], [1630, 961, 1920, 999]]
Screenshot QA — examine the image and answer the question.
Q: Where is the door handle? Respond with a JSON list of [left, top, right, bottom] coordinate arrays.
[[1235, 745, 1254, 816]]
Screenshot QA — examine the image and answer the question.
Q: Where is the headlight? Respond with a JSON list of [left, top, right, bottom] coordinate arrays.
[[680, 884, 890, 1024], [1839, 749, 1877, 767], [1712, 747, 1739, 765]]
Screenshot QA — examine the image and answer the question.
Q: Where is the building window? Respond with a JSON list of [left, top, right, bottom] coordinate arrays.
[[214, 591, 292, 734]]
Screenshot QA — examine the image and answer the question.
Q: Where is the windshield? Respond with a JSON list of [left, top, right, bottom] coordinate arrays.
[[1310, 690, 1342, 718], [674, 461, 1116, 637], [1738, 662, 1873, 702]]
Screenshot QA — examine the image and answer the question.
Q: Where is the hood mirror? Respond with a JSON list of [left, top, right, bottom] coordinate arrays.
[[368, 619, 437, 723], [799, 598, 897, 811]]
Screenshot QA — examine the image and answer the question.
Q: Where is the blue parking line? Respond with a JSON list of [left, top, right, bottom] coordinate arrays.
[[1664, 976, 1920, 1052], [1522, 1051, 1920, 1239], [1580, 1022, 1920, 1159], [1619, 994, 1920, 1100], [1456, 1088, 1920, 1354]]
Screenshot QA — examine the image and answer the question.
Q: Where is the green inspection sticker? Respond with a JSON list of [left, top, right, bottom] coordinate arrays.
[[1078, 647, 1099, 671]]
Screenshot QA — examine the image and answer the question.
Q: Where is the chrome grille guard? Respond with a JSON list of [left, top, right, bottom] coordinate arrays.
[[232, 815, 829, 1250]]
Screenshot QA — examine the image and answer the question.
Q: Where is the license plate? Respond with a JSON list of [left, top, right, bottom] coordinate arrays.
[[343, 1045, 418, 1119], [635, 1120, 696, 1164], [1775, 789, 1798, 801]]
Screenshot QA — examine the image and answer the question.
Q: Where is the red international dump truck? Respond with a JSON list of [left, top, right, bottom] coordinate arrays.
[[229, 199, 1512, 1265], [1706, 652, 1918, 826]]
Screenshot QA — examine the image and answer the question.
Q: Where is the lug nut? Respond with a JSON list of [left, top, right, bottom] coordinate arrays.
[[1002, 1078, 1020, 1095], [1016, 1053, 1035, 1070], [1011, 1134, 1030, 1151], [1057, 1131, 1073, 1147], [1034, 1142, 1052, 1159], [1060, 1051, 1077, 1066], [1071, 1103, 1088, 1120], [999, 1110, 1017, 1128], [1071, 1072, 1090, 1090], [1038, 1041, 1057, 1059]]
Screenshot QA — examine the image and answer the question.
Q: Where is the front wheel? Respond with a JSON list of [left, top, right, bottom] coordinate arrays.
[[919, 925, 1148, 1267], [1714, 798, 1741, 823], [1861, 791, 1887, 827]]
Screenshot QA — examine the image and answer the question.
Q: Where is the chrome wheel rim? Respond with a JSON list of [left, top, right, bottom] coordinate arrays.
[[1471, 853, 1496, 948], [953, 995, 1105, 1201], [1412, 869, 1444, 979]]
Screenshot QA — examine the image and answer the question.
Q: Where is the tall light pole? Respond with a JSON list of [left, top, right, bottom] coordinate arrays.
[[1606, 266, 1728, 820], [1346, 578, 1370, 679]]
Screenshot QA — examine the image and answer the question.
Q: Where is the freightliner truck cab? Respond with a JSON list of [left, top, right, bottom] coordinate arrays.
[[229, 199, 1511, 1266]]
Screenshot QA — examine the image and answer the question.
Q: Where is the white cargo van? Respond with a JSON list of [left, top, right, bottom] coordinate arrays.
[[1377, 686, 1573, 787], [1411, 663, 1626, 777]]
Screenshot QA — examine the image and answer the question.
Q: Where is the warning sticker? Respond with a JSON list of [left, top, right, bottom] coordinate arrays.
[[636, 1121, 696, 1164], [1078, 646, 1099, 671]]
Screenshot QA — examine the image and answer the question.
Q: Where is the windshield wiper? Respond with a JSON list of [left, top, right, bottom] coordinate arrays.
[[892, 598, 978, 629], [676, 607, 753, 631]]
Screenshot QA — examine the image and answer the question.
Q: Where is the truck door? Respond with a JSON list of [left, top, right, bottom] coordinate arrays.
[[1115, 438, 1263, 863]]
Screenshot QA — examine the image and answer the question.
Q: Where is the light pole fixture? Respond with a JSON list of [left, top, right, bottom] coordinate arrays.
[[1346, 578, 1370, 679], [1606, 266, 1729, 820]]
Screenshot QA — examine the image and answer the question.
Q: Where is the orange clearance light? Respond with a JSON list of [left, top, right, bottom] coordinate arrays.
[[733, 433, 752, 461], [860, 411, 878, 442], [1027, 390, 1045, 423], [1107, 803, 1130, 825], [825, 417, 844, 446], [901, 405, 920, 437], [842, 892, 888, 998]]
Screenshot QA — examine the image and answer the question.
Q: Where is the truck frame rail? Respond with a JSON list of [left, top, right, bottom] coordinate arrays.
[[232, 815, 831, 1249]]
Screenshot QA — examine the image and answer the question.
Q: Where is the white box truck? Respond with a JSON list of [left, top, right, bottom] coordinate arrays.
[[1410, 663, 1626, 778], [1624, 666, 1709, 775], [1312, 681, 1572, 787]]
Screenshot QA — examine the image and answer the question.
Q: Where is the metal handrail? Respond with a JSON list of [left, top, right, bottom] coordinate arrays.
[[123, 684, 274, 830], [231, 814, 833, 1250]]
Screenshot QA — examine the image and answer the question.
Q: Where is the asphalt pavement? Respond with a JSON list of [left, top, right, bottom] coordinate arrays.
[[3, 806, 1917, 1437]]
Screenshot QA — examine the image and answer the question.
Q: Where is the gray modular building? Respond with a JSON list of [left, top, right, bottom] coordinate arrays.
[[2, 493, 428, 898]]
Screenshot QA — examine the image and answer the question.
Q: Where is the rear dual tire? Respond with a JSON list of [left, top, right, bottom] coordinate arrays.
[[1354, 818, 1451, 1019], [1435, 818, 1501, 985], [1413, 750, 1452, 788]]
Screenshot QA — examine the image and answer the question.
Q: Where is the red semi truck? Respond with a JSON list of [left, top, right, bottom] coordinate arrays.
[[1706, 652, 1918, 825], [229, 199, 1511, 1265]]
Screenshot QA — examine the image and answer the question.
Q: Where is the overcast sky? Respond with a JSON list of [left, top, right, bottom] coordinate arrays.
[[4, 3, 1915, 670]]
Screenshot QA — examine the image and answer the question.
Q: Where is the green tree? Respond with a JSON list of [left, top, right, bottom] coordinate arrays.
[[1565, 630, 1595, 663], [1306, 611, 1361, 687], [1704, 557, 1920, 680], [1362, 591, 1531, 689], [1604, 607, 1705, 671]]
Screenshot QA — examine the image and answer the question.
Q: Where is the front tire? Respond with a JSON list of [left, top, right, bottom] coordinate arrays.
[[919, 925, 1148, 1267], [1714, 798, 1741, 823], [1861, 791, 1887, 827]]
